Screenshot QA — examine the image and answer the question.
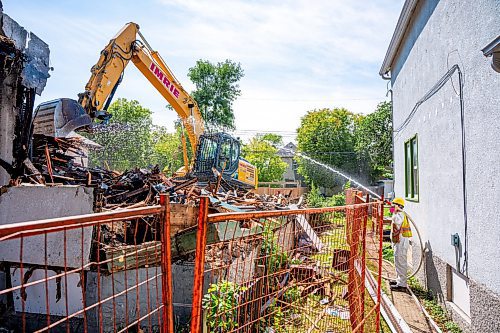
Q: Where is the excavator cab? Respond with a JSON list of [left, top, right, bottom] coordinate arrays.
[[194, 133, 240, 176], [193, 133, 257, 189]]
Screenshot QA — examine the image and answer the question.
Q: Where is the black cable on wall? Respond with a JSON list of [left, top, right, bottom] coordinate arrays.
[[393, 64, 468, 276]]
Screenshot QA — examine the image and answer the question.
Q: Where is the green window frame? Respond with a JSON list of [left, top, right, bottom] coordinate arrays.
[[405, 135, 419, 201]]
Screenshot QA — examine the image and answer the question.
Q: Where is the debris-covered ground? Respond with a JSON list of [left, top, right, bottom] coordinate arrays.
[[16, 133, 298, 212], [3, 133, 304, 273]]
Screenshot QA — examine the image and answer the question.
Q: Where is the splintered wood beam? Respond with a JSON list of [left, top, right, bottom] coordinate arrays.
[[289, 204, 324, 251]]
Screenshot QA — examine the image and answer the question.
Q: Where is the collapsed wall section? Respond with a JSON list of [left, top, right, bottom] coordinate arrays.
[[0, 3, 50, 185]]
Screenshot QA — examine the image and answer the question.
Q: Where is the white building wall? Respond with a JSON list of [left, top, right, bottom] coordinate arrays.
[[391, 0, 500, 296]]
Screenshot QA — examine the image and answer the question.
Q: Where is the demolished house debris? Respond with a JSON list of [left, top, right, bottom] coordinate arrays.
[[0, 5, 50, 186], [21, 132, 297, 212], [26, 132, 303, 257], [3, 115, 303, 259]]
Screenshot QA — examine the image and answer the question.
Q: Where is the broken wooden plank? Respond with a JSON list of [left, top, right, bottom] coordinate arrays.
[[289, 204, 324, 251], [170, 203, 198, 235], [171, 220, 263, 258], [104, 241, 162, 273]]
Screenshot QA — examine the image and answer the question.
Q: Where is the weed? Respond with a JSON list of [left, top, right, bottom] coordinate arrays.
[[423, 299, 448, 324], [289, 257, 303, 265], [408, 277, 462, 333], [308, 293, 322, 304], [445, 321, 462, 333], [202, 280, 247, 332], [382, 244, 394, 262], [283, 286, 301, 304], [261, 224, 288, 274]]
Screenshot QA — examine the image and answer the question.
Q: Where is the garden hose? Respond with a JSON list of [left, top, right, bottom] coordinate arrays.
[[368, 211, 425, 281]]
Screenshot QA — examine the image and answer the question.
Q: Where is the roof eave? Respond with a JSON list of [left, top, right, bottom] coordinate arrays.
[[482, 35, 500, 56], [379, 0, 420, 76]]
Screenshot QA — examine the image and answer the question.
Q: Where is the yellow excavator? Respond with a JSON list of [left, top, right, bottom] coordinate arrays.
[[33, 22, 257, 189]]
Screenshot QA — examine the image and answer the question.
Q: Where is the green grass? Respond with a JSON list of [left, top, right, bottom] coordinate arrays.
[[311, 224, 349, 266], [408, 277, 463, 333], [382, 243, 394, 262]]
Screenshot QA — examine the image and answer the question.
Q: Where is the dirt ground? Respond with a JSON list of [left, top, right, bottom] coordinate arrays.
[[366, 231, 438, 333]]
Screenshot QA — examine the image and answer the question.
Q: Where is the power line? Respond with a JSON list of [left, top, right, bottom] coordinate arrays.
[[232, 130, 297, 134], [238, 97, 383, 102], [243, 151, 358, 154]]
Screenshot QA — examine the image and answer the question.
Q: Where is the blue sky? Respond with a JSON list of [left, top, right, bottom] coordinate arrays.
[[4, 0, 403, 142]]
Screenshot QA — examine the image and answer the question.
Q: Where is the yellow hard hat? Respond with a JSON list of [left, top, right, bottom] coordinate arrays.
[[393, 197, 405, 207]]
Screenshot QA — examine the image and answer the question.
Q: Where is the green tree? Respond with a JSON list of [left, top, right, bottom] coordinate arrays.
[[260, 133, 283, 147], [354, 101, 393, 181], [296, 108, 361, 189], [87, 98, 154, 171], [187, 59, 244, 131], [242, 134, 287, 182], [86, 98, 188, 173], [151, 125, 186, 175]]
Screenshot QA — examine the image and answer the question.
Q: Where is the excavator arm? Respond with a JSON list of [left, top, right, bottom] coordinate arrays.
[[78, 23, 204, 164], [33, 22, 258, 189]]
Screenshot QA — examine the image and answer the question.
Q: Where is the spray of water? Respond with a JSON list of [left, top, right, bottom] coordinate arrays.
[[282, 147, 382, 199]]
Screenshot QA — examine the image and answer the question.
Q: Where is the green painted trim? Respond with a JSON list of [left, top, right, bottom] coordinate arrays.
[[406, 195, 419, 203], [404, 141, 410, 198], [404, 134, 419, 202]]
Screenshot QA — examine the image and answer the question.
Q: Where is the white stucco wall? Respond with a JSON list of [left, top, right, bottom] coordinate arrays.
[[390, 0, 500, 293], [0, 185, 94, 268]]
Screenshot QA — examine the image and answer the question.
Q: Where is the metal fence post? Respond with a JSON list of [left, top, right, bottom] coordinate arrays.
[[375, 198, 384, 332], [160, 194, 174, 333], [190, 196, 209, 333], [359, 199, 369, 333]]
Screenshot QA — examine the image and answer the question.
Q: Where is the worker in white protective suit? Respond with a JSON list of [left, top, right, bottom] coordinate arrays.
[[390, 197, 412, 291]]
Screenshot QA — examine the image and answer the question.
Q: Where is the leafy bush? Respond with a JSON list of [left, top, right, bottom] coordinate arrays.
[[382, 244, 394, 262], [306, 183, 347, 208], [306, 183, 324, 208], [324, 192, 346, 207], [202, 280, 247, 332]]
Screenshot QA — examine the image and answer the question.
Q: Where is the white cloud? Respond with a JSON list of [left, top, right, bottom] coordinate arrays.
[[4, 0, 403, 137]]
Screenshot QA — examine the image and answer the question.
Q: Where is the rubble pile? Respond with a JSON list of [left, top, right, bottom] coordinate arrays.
[[28, 134, 169, 209], [7, 133, 303, 270], [20, 134, 297, 212]]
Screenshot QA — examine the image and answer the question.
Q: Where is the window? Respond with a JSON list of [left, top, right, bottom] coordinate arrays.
[[218, 139, 232, 170], [405, 135, 419, 200]]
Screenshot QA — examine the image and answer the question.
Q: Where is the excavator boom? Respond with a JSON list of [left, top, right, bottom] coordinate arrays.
[[79, 23, 203, 157]]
